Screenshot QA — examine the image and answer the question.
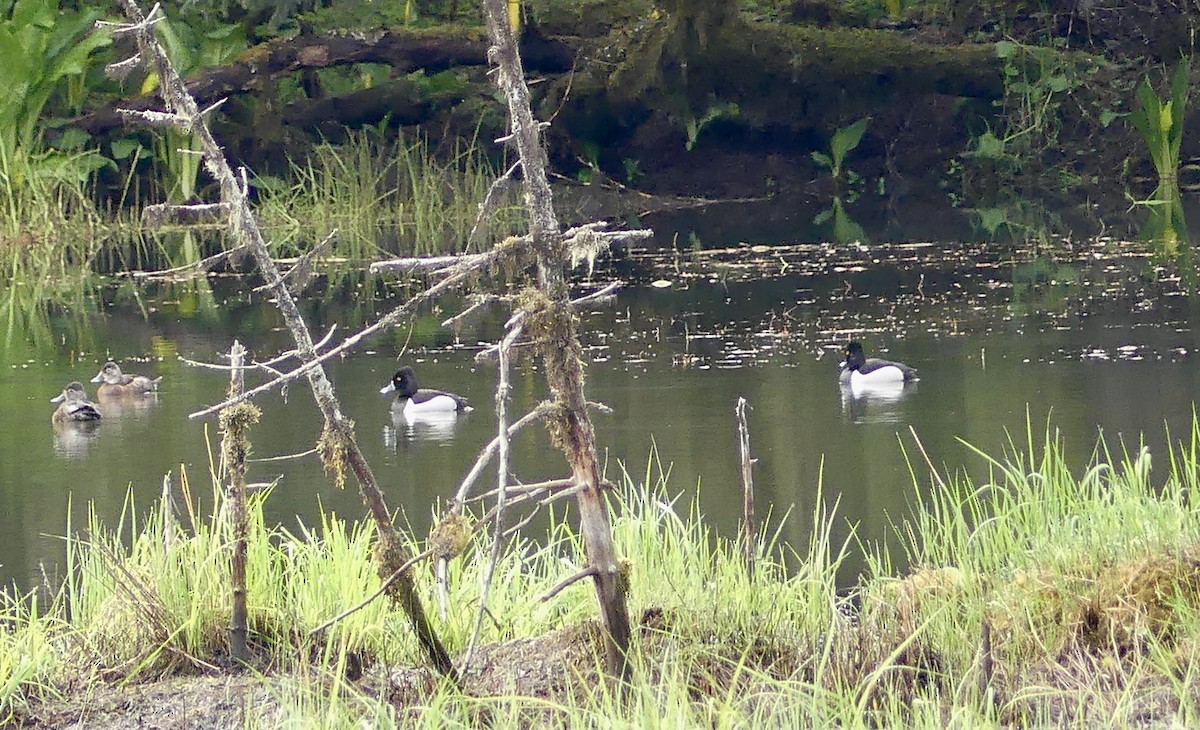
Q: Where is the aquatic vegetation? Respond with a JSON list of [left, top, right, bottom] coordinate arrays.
[[811, 116, 869, 197], [0, 0, 110, 173], [256, 127, 522, 260], [1129, 63, 1189, 189], [684, 101, 740, 152], [813, 196, 867, 244]]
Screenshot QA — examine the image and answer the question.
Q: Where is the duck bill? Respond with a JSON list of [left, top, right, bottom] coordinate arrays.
[[379, 382, 396, 395], [89, 373, 103, 383], [50, 393, 66, 403]]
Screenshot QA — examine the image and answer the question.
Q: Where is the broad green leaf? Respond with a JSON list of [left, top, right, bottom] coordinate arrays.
[[11, 0, 53, 30], [110, 138, 142, 160], [52, 126, 88, 151], [830, 117, 868, 166], [1046, 76, 1070, 93]]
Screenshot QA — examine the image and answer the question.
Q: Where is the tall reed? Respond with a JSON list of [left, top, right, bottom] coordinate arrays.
[[258, 128, 522, 259]]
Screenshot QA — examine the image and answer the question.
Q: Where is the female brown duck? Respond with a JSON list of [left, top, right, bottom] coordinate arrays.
[[50, 382, 102, 424], [90, 361, 162, 397]]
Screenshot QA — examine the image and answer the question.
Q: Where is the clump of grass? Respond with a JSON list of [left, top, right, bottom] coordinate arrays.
[[0, 592, 63, 724], [9, 421, 1200, 726], [258, 128, 523, 259]]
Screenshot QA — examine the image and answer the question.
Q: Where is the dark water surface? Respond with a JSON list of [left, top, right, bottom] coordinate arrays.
[[3, 236, 1200, 589]]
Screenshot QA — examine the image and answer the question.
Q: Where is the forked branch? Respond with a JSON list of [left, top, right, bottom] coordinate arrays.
[[105, 0, 456, 680]]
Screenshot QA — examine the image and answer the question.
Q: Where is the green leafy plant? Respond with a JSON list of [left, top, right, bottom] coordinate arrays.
[[1128, 63, 1189, 188], [811, 117, 868, 195], [0, 0, 111, 167]]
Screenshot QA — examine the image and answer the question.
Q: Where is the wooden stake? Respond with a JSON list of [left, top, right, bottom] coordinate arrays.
[[222, 340, 250, 664], [736, 397, 756, 579]]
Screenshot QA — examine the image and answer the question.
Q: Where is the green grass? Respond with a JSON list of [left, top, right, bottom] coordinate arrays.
[[257, 128, 524, 260], [7, 419, 1200, 726]]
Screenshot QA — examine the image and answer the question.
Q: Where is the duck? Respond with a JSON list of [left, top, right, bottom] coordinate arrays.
[[50, 381, 102, 424], [839, 341, 918, 385], [90, 361, 162, 397], [379, 366, 472, 414]]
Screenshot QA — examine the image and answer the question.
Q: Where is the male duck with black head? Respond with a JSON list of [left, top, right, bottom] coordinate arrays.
[[91, 360, 162, 398], [839, 341, 918, 386], [380, 366, 473, 415]]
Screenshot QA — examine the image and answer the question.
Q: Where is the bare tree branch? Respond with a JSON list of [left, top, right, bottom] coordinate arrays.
[[107, 0, 456, 680], [187, 236, 531, 420], [480, 0, 636, 678], [461, 320, 523, 670], [540, 567, 599, 603]]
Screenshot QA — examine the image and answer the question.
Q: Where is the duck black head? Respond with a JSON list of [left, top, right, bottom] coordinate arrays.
[[380, 366, 419, 398], [844, 341, 866, 372]]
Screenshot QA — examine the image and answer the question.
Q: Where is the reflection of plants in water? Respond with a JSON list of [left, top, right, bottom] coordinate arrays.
[[1010, 257, 1079, 313], [0, 275, 99, 358], [812, 117, 868, 199], [813, 197, 866, 244], [1129, 63, 1189, 189], [967, 199, 1064, 245], [1137, 186, 1193, 288]]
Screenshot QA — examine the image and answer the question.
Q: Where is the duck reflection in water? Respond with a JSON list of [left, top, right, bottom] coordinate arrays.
[[50, 381, 102, 458], [93, 391, 161, 420], [52, 423, 102, 458], [383, 410, 462, 450], [840, 378, 916, 424]]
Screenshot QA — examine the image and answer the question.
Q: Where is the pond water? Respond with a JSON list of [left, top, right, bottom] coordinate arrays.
[[3, 216, 1199, 591]]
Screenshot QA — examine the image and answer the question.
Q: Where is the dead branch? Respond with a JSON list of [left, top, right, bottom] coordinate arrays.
[[451, 403, 551, 508], [178, 325, 336, 373], [188, 235, 531, 420], [221, 341, 252, 663], [309, 545, 437, 635], [108, 0, 456, 680], [435, 400, 549, 618], [369, 254, 475, 275], [77, 27, 574, 137], [571, 281, 623, 307], [130, 244, 250, 282], [253, 229, 338, 295], [142, 202, 231, 229], [469, 476, 574, 503], [441, 294, 499, 330], [736, 396, 756, 579], [540, 567, 599, 603], [467, 161, 519, 246], [461, 319, 523, 670], [248, 447, 319, 463], [159, 473, 176, 554], [480, 0, 634, 678]]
